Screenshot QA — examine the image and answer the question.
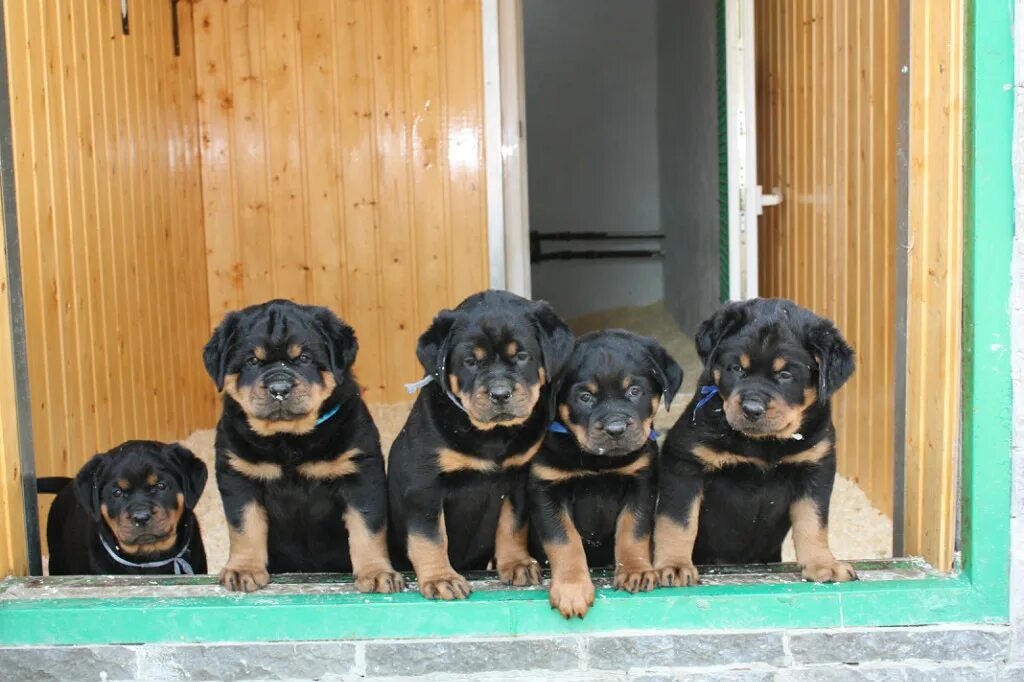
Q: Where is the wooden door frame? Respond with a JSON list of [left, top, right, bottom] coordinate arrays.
[[0, 0, 40, 577]]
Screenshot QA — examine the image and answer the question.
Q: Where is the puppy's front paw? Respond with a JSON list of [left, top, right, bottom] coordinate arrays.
[[355, 569, 406, 594], [801, 559, 858, 583], [418, 572, 472, 600], [613, 567, 659, 594], [219, 564, 270, 593], [497, 557, 542, 586], [549, 579, 595, 618], [656, 562, 699, 587]]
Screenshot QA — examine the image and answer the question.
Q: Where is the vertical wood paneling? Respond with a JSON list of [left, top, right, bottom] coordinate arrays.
[[192, 0, 489, 403], [3, 0, 215, 557], [903, 0, 964, 570], [757, 1, 963, 570], [755, 1, 899, 517]]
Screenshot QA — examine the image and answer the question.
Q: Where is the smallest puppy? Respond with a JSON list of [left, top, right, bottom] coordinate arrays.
[[46, 441, 208, 576], [529, 330, 683, 618]]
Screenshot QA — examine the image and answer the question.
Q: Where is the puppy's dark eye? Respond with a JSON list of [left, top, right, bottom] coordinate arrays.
[[729, 364, 745, 376], [776, 370, 793, 382], [155, 481, 167, 491], [463, 357, 478, 369], [626, 385, 642, 398], [578, 392, 594, 404], [297, 354, 312, 365], [111, 489, 123, 498], [515, 351, 531, 363], [246, 356, 261, 367]]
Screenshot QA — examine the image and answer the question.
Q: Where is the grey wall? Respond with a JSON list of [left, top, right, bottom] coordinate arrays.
[[524, 0, 663, 319], [657, 0, 722, 334]]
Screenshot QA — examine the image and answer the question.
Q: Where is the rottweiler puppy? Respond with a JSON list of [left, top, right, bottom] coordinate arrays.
[[388, 290, 574, 600], [654, 298, 856, 586], [45, 440, 208, 575], [203, 299, 402, 593], [529, 330, 683, 618]]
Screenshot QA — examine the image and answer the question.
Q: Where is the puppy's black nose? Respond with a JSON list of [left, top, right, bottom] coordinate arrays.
[[267, 379, 292, 399], [131, 510, 152, 527], [488, 382, 513, 404], [741, 398, 767, 419], [602, 420, 628, 438]]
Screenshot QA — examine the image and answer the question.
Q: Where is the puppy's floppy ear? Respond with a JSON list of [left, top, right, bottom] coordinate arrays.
[[530, 300, 574, 381], [804, 318, 856, 403], [165, 444, 208, 510], [73, 453, 109, 522], [695, 303, 747, 369], [416, 309, 458, 378], [641, 336, 684, 411], [313, 307, 359, 383], [203, 311, 241, 392]]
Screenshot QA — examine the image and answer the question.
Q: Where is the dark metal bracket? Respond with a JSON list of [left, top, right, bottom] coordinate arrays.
[[529, 230, 665, 263]]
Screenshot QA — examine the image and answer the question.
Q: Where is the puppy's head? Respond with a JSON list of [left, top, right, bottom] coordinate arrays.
[[74, 441, 207, 555], [203, 300, 357, 435], [416, 290, 574, 430], [696, 298, 855, 439], [557, 330, 682, 456]]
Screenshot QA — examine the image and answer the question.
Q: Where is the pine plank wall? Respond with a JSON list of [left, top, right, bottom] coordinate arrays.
[[0, 0, 491, 571], [755, 0, 963, 569]]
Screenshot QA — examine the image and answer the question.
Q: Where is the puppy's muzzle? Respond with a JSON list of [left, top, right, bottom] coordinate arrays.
[[740, 395, 768, 420], [487, 378, 514, 405], [264, 370, 295, 401]]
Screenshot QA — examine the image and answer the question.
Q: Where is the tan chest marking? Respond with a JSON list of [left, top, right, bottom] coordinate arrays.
[[436, 448, 498, 474], [502, 437, 545, 469], [532, 454, 650, 483], [779, 438, 833, 466], [692, 445, 768, 472], [226, 451, 283, 481], [297, 448, 362, 479]]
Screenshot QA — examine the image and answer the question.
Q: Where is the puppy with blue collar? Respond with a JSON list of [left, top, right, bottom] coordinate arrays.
[[528, 330, 683, 618]]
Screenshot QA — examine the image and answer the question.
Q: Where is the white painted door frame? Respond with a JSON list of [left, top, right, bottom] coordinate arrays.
[[725, 0, 761, 301], [482, 0, 531, 297]]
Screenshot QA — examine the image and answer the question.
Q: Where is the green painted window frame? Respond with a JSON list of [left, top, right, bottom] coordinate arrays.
[[0, 1, 1013, 646]]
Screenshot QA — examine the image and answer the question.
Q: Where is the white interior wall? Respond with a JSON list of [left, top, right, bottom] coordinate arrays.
[[657, 0, 722, 333], [523, 0, 663, 319]]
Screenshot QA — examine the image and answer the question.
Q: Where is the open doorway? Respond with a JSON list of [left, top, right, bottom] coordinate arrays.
[[516, 0, 896, 562], [521, 0, 721, 400]]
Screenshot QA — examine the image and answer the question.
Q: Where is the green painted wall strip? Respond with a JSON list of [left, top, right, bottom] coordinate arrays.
[[959, 0, 1013, 618], [0, 575, 989, 646], [717, 0, 729, 300]]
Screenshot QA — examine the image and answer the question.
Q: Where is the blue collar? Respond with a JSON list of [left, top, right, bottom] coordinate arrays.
[[548, 420, 659, 442], [692, 385, 719, 423], [315, 403, 341, 426]]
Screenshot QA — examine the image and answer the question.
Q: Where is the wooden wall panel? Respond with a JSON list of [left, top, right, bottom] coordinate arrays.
[[756, 1, 964, 570], [192, 0, 490, 403], [755, 0, 899, 518], [903, 0, 964, 570], [3, 0, 215, 556]]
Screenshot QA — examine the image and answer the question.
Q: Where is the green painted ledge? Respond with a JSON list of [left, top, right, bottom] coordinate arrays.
[[0, 569, 998, 646]]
